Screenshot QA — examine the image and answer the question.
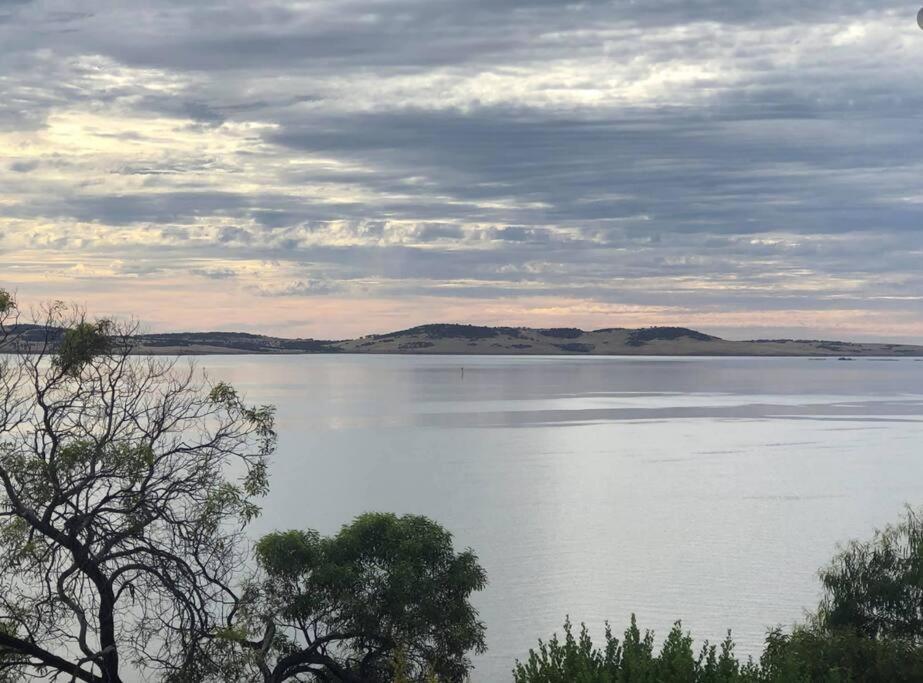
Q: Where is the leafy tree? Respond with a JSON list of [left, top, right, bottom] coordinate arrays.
[[53, 319, 114, 376], [817, 506, 923, 641], [0, 299, 276, 682], [226, 512, 487, 682], [0, 290, 15, 342], [759, 625, 923, 682]]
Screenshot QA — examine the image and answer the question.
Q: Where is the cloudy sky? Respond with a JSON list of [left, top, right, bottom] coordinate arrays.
[[1, 1, 922, 340]]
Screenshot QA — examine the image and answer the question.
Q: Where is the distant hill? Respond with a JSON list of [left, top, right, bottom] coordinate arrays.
[[139, 332, 337, 354], [3, 324, 922, 357], [332, 324, 923, 357], [0, 327, 337, 355]]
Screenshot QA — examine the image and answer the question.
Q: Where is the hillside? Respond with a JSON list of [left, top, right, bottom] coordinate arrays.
[[139, 332, 337, 354], [333, 325, 923, 357], [0, 328, 337, 355], [3, 324, 921, 356]]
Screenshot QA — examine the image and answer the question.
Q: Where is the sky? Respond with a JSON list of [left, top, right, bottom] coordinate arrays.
[[1, 1, 922, 341]]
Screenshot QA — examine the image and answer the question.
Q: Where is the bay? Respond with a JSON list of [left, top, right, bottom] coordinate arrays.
[[200, 354, 923, 681]]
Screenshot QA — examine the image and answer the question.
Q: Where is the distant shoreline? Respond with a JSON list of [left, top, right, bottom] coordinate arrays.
[[8, 323, 921, 357], [117, 351, 923, 359]]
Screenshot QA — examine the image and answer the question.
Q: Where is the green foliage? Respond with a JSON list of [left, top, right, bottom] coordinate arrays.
[[759, 625, 923, 682], [516, 616, 923, 682], [55, 440, 155, 479], [817, 506, 923, 641], [251, 512, 487, 682], [53, 318, 113, 375], [0, 290, 16, 347], [0, 290, 13, 315], [514, 617, 759, 683]]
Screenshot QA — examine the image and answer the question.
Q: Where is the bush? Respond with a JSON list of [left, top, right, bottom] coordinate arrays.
[[515, 618, 923, 682], [513, 616, 757, 683], [759, 626, 923, 682]]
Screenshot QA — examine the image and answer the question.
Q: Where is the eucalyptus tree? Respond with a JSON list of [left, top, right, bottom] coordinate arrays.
[[818, 506, 923, 641], [0, 291, 276, 682], [218, 512, 488, 683]]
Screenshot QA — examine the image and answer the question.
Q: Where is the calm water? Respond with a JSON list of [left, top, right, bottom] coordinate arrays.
[[201, 355, 923, 681]]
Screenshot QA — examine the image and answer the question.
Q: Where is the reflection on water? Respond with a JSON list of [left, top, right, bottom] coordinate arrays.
[[200, 355, 923, 681]]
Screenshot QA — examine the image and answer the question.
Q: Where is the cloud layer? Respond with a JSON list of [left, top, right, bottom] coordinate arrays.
[[1, 0, 921, 339]]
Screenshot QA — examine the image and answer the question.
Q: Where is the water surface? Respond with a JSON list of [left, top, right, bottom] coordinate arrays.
[[201, 355, 923, 681]]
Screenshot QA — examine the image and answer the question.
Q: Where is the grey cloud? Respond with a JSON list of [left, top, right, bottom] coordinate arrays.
[[192, 266, 238, 279], [9, 160, 39, 173], [159, 227, 191, 242], [217, 226, 254, 244], [259, 278, 340, 297], [26, 192, 252, 225], [413, 224, 465, 242], [268, 105, 923, 237], [483, 227, 552, 243], [8, 1, 906, 74], [114, 158, 224, 176]]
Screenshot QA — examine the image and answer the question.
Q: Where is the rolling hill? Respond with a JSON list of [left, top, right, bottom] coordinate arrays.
[[332, 324, 923, 357], [4, 324, 921, 356]]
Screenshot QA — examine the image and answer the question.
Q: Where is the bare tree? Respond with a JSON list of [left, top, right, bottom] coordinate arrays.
[[0, 292, 276, 682]]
